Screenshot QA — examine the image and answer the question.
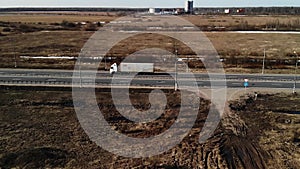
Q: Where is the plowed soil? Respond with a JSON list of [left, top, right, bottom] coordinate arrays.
[[0, 87, 299, 168]]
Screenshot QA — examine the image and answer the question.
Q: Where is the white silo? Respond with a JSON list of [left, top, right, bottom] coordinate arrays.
[[184, 0, 194, 14]]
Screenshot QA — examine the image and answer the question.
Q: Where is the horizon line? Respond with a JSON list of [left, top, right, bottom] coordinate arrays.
[[0, 6, 299, 9]]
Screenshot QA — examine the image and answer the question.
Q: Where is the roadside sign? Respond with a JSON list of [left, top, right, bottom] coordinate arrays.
[[244, 79, 249, 87]]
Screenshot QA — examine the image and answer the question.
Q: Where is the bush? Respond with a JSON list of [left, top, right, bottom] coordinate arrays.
[[18, 24, 42, 33], [2, 27, 11, 32], [19, 24, 35, 32], [84, 23, 97, 31], [50, 23, 60, 26], [61, 20, 76, 28], [96, 22, 103, 27]]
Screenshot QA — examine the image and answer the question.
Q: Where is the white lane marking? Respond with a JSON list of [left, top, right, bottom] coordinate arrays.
[[12, 78, 22, 81], [271, 83, 283, 86], [157, 80, 165, 84], [46, 79, 57, 82]]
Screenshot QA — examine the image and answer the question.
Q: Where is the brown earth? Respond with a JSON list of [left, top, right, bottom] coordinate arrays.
[[229, 93, 300, 168], [0, 14, 300, 73], [0, 31, 299, 74], [0, 87, 299, 168], [182, 15, 300, 31]]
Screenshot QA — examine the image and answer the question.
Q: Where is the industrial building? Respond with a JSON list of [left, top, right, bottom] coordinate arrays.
[[149, 7, 160, 14], [147, 1, 194, 15]]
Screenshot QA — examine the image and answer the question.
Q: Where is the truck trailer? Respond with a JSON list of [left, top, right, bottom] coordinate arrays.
[[110, 62, 154, 74]]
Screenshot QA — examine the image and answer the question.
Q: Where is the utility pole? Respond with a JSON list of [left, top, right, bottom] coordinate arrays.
[[186, 57, 189, 73], [13, 37, 17, 68], [293, 51, 298, 94], [175, 49, 178, 91], [262, 48, 266, 74], [79, 49, 82, 88], [104, 56, 107, 70], [14, 49, 17, 68]]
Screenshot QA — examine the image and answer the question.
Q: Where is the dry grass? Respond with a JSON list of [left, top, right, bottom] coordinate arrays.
[[0, 31, 93, 69], [0, 30, 299, 72], [2, 30, 298, 59], [183, 15, 300, 27], [205, 32, 300, 59], [0, 13, 118, 23], [1, 13, 299, 28], [0, 13, 300, 73], [0, 31, 92, 56]]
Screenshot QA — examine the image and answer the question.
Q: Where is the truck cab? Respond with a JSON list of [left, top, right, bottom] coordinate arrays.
[[110, 63, 118, 74]]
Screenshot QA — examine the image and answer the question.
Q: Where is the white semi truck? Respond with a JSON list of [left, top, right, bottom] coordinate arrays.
[[110, 62, 154, 74]]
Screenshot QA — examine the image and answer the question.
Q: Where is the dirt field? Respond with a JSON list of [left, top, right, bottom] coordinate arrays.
[[0, 31, 92, 69], [229, 93, 300, 168], [1, 13, 299, 29], [0, 87, 299, 168], [183, 15, 300, 30], [0, 13, 300, 73], [0, 13, 117, 24], [0, 30, 299, 73]]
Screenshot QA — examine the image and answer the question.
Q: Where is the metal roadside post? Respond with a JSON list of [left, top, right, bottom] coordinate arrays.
[[262, 48, 266, 74], [79, 49, 82, 88], [12, 37, 17, 68], [104, 56, 107, 70], [175, 49, 178, 91], [293, 51, 298, 94]]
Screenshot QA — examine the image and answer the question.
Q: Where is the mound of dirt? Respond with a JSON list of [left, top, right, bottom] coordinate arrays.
[[0, 147, 70, 169], [228, 93, 300, 168]]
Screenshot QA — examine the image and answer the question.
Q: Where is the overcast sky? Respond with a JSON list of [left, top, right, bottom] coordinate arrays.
[[0, 0, 299, 8]]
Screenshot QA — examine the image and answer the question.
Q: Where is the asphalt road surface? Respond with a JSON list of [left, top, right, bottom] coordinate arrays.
[[0, 69, 298, 89]]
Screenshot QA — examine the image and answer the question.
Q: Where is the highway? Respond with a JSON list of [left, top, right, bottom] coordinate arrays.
[[0, 68, 299, 89]]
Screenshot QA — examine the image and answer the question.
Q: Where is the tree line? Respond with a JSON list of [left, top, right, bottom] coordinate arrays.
[[0, 7, 300, 15], [194, 7, 300, 15]]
